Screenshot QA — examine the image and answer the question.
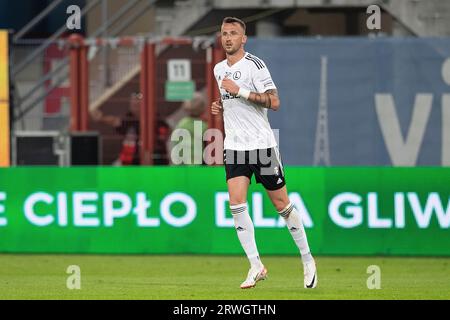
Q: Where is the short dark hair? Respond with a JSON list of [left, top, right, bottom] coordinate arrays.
[[222, 17, 246, 33]]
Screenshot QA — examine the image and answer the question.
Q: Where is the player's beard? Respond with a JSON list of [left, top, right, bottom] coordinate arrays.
[[224, 43, 240, 56]]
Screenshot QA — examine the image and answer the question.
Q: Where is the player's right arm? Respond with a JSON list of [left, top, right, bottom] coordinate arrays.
[[211, 64, 224, 115], [210, 99, 223, 115]]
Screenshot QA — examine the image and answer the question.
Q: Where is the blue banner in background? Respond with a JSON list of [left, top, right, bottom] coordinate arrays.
[[246, 38, 450, 166]]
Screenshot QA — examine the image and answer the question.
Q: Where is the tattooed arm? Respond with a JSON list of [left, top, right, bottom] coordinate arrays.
[[221, 77, 280, 111], [247, 89, 280, 111]]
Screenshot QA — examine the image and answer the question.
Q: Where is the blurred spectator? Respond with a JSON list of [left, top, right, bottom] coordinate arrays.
[[118, 126, 138, 165], [170, 91, 208, 165], [91, 93, 141, 165], [154, 120, 170, 165]]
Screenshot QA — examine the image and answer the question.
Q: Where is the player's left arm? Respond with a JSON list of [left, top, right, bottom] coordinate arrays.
[[220, 78, 280, 111], [247, 89, 280, 111]]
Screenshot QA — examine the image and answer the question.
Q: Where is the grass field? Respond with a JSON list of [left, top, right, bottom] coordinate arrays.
[[0, 254, 449, 300]]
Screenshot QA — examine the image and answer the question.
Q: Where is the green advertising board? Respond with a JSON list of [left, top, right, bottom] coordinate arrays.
[[0, 167, 448, 255], [165, 81, 195, 101]]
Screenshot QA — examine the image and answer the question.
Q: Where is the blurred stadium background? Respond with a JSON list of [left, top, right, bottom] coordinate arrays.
[[0, 0, 449, 299]]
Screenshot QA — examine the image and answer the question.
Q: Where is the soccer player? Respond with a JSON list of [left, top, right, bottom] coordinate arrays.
[[211, 17, 317, 289]]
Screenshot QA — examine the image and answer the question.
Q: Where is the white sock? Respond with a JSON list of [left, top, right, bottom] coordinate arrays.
[[230, 203, 263, 269], [278, 202, 313, 263]]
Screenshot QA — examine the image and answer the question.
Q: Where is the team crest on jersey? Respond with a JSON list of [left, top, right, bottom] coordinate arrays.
[[233, 71, 241, 80]]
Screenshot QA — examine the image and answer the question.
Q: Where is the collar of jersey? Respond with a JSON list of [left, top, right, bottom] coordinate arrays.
[[226, 52, 249, 68]]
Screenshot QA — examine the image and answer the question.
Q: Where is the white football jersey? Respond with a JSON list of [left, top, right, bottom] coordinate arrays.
[[214, 52, 278, 151]]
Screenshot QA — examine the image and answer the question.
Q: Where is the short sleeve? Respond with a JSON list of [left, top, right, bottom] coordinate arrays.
[[214, 65, 223, 91], [253, 64, 277, 93]]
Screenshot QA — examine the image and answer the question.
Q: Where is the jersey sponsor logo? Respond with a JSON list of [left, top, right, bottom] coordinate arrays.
[[221, 92, 238, 100]]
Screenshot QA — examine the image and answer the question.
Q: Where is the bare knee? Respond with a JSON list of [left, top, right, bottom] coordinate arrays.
[[270, 195, 289, 212], [227, 177, 250, 207], [267, 186, 290, 212], [273, 199, 290, 212], [269, 193, 289, 212], [229, 198, 247, 206]]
